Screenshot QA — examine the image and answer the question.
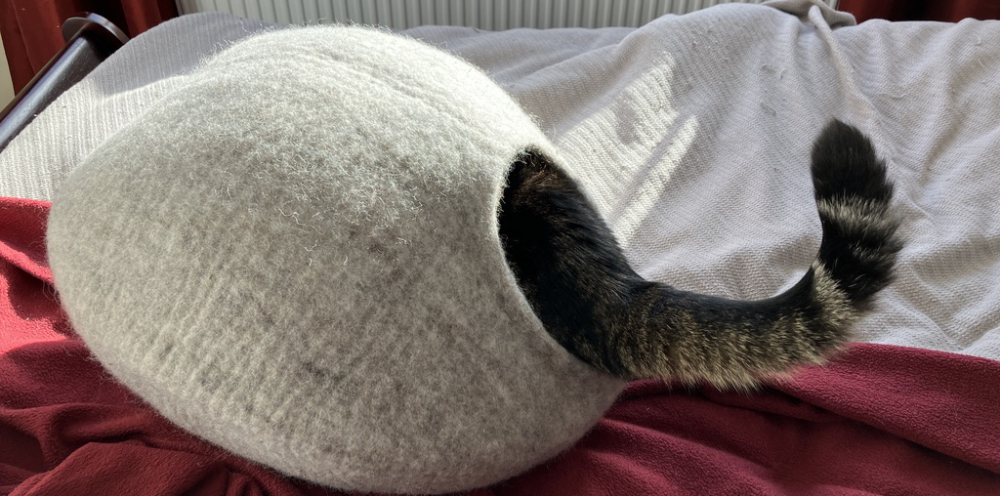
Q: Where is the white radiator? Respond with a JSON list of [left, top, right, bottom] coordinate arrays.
[[175, 0, 840, 29]]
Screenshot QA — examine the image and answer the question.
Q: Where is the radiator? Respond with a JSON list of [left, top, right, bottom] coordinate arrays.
[[175, 0, 840, 29]]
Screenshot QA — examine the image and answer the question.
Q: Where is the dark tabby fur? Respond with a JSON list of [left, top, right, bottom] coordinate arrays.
[[498, 120, 901, 388]]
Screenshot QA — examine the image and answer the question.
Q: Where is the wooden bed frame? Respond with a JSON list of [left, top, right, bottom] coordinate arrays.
[[0, 13, 128, 153]]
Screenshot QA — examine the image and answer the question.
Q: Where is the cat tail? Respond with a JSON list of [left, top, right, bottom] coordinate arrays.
[[617, 120, 902, 388]]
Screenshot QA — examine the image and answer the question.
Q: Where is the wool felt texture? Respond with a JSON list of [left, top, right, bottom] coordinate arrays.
[[44, 27, 625, 494], [3, 200, 1000, 495], [5, 1, 1000, 361]]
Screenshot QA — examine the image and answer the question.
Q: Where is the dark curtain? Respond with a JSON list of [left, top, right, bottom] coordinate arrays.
[[0, 0, 178, 93], [839, 0, 1000, 22]]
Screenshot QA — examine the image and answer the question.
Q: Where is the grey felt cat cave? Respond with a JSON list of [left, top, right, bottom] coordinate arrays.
[[46, 27, 625, 494]]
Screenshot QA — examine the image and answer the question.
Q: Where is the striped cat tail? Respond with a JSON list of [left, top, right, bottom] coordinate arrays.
[[626, 120, 903, 388], [810, 119, 901, 307], [499, 120, 902, 389]]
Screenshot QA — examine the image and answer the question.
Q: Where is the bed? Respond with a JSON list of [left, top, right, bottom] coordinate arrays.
[[1, 0, 999, 494]]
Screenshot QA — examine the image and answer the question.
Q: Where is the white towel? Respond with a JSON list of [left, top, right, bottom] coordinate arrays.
[[3, 0, 999, 360]]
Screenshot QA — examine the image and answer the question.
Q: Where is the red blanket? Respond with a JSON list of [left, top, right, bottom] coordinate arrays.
[[2, 196, 998, 496]]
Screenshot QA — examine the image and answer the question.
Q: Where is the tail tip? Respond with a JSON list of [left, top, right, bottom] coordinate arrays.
[[810, 119, 902, 305], [810, 120, 893, 204]]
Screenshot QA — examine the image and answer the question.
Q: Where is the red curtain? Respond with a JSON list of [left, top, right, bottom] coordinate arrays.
[[839, 0, 1000, 22], [0, 0, 178, 93]]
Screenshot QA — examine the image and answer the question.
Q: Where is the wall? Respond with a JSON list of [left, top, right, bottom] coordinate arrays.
[[0, 32, 14, 108]]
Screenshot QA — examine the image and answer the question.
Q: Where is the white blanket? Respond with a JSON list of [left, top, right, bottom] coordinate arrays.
[[3, 0, 1000, 360]]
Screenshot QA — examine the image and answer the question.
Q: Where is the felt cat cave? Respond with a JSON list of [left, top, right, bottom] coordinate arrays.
[[48, 26, 899, 495], [47, 27, 626, 494]]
